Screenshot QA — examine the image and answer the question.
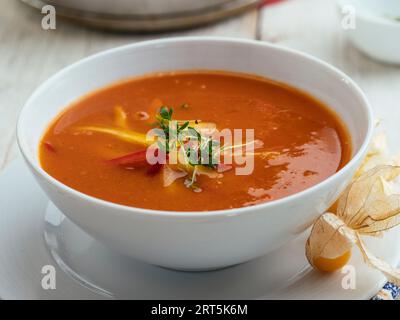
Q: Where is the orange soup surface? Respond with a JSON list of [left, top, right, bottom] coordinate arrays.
[[40, 71, 351, 211]]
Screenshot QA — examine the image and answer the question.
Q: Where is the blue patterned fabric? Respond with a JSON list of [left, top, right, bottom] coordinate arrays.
[[373, 282, 400, 300]]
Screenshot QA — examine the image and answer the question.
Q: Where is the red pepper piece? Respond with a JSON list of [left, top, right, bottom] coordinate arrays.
[[108, 148, 166, 176], [146, 148, 167, 175], [146, 162, 163, 175]]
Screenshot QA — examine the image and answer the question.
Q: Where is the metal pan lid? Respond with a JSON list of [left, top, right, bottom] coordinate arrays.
[[22, 0, 261, 32]]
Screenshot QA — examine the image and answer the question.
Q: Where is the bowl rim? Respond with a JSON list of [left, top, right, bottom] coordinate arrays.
[[336, 0, 400, 28], [16, 36, 374, 218]]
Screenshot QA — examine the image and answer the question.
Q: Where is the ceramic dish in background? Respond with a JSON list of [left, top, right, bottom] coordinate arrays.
[[17, 37, 374, 271], [21, 0, 261, 32], [337, 0, 400, 64]]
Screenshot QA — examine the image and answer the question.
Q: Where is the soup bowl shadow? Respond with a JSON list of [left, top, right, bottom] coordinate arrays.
[[17, 37, 373, 271]]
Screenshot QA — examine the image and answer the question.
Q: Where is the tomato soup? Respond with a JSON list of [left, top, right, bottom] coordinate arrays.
[[39, 71, 351, 211]]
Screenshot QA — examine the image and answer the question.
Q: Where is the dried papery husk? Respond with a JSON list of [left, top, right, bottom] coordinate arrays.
[[355, 133, 400, 177], [326, 133, 399, 214], [306, 165, 400, 285], [306, 213, 355, 262], [306, 131, 400, 282], [336, 165, 400, 230], [355, 233, 400, 286]]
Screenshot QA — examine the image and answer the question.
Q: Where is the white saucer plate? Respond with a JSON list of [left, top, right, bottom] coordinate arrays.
[[0, 159, 399, 299]]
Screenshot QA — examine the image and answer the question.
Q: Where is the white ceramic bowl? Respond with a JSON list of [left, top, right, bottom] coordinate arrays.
[[337, 0, 400, 64], [17, 37, 373, 271]]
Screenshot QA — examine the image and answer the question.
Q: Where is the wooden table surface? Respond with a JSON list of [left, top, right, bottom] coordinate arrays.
[[1, 0, 400, 172]]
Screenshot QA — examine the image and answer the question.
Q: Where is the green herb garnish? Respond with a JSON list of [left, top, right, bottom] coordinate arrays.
[[156, 107, 219, 167], [155, 106, 220, 191]]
